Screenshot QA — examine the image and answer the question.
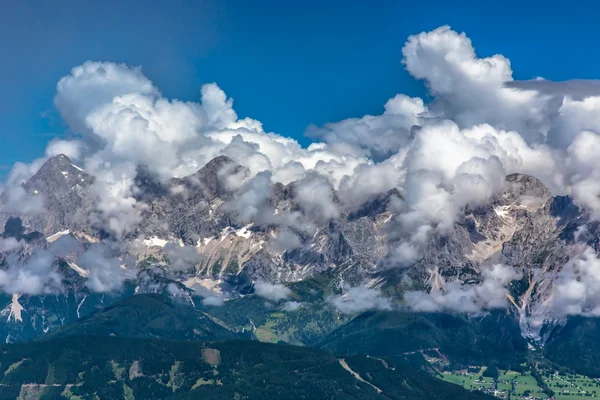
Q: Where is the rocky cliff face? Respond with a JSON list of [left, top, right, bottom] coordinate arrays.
[[0, 154, 95, 236], [0, 154, 592, 343]]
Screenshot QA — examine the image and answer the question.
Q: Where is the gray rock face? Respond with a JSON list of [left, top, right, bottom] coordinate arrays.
[[0, 155, 593, 344], [134, 156, 248, 243], [0, 154, 94, 236]]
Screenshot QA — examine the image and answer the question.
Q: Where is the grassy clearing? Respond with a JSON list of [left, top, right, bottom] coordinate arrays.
[[440, 368, 550, 399], [255, 317, 281, 343], [544, 371, 600, 399], [440, 367, 494, 391]]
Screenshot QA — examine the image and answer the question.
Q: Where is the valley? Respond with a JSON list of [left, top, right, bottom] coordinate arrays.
[[2, 286, 600, 399], [439, 364, 600, 399]]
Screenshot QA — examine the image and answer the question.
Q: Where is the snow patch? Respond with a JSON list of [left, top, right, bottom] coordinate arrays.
[[143, 237, 169, 247], [235, 224, 253, 239], [219, 224, 253, 242], [76, 296, 87, 319], [198, 237, 214, 247], [67, 261, 89, 277], [494, 206, 510, 218], [70, 162, 84, 172], [8, 294, 23, 323], [47, 230, 70, 243]]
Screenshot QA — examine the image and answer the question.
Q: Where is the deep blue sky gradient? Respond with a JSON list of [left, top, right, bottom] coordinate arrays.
[[2, 0, 600, 173]]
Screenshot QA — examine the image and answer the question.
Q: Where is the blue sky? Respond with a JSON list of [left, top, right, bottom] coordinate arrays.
[[2, 0, 600, 174]]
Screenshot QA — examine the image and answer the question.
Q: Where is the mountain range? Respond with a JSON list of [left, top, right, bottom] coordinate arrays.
[[1, 153, 600, 399]]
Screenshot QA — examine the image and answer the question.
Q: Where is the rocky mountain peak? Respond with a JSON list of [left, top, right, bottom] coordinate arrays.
[[176, 155, 248, 201], [9, 155, 96, 235], [497, 173, 551, 207], [203, 155, 237, 171], [348, 189, 402, 221], [23, 154, 94, 195]]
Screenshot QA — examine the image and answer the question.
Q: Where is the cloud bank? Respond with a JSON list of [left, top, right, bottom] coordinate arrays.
[[404, 264, 522, 314], [4, 25, 600, 308]]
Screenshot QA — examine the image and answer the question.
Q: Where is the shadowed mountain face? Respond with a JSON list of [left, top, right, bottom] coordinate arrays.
[[0, 334, 494, 400], [45, 293, 249, 342], [317, 310, 528, 369]]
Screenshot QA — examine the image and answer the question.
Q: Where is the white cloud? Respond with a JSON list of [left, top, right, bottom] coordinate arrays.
[[55, 61, 159, 140], [0, 251, 62, 295], [77, 244, 133, 293], [8, 25, 600, 309], [0, 237, 24, 253], [1, 158, 47, 215], [282, 301, 302, 311], [270, 229, 302, 252], [1, 186, 45, 215], [292, 173, 340, 221], [404, 264, 522, 313], [202, 295, 225, 307], [163, 242, 203, 271], [551, 247, 600, 316], [327, 285, 392, 314], [224, 171, 274, 225], [45, 139, 85, 161], [307, 94, 425, 160], [254, 281, 292, 302]]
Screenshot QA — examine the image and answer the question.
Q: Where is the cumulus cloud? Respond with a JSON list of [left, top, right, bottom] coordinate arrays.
[[551, 247, 600, 316], [41, 60, 371, 236], [184, 281, 226, 307], [385, 120, 561, 267], [0, 250, 62, 295], [0, 231, 141, 296], [7, 24, 600, 309], [292, 173, 340, 221], [565, 131, 600, 218], [254, 281, 292, 302], [307, 94, 426, 160], [0, 232, 86, 295], [327, 285, 392, 314], [1, 186, 45, 216], [77, 243, 133, 293], [7, 25, 600, 240], [0, 237, 24, 253], [1, 159, 47, 215], [270, 229, 302, 252], [404, 264, 522, 313], [163, 242, 203, 272], [403, 25, 600, 157], [224, 171, 274, 225], [202, 295, 225, 307], [55, 61, 159, 140], [402, 26, 547, 143], [45, 139, 85, 161]]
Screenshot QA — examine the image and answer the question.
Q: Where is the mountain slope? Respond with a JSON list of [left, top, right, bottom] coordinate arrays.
[[0, 153, 598, 348], [317, 310, 528, 369], [0, 336, 494, 400], [45, 293, 249, 341], [544, 316, 600, 377]]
